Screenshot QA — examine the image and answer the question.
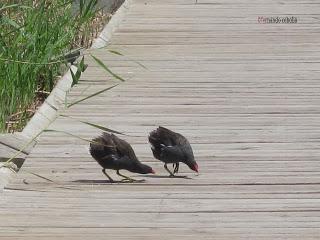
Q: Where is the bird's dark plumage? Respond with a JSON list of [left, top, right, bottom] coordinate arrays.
[[90, 132, 155, 182], [148, 126, 198, 176]]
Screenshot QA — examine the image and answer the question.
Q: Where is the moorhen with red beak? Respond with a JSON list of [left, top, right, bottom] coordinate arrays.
[[90, 132, 155, 182], [148, 126, 198, 176]]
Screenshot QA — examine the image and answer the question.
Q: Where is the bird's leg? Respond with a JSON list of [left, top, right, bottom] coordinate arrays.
[[173, 162, 180, 174], [164, 163, 175, 177], [116, 170, 145, 183], [102, 169, 114, 183]]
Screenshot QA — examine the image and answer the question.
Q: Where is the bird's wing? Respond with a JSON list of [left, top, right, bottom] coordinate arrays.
[[110, 134, 139, 163], [160, 145, 184, 162], [157, 126, 187, 145], [90, 133, 117, 160], [115, 155, 137, 169]]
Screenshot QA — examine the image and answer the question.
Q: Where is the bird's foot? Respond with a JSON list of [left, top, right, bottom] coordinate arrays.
[[102, 169, 115, 183], [173, 163, 179, 174], [168, 174, 191, 179], [117, 170, 145, 183], [120, 178, 145, 183], [164, 164, 175, 176]]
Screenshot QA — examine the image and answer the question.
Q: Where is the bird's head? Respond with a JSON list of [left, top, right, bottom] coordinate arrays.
[[138, 163, 156, 174], [188, 162, 199, 173], [187, 161, 199, 173], [184, 148, 198, 173]]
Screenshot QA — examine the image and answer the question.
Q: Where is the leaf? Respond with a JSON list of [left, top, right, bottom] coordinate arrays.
[[79, 84, 91, 96], [27, 171, 54, 183], [1, 16, 21, 29], [70, 58, 86, 87], [70, 68, 78, 86], [134, 60, 148, 70], [59, 114, 126, 135], [0, 4, 32, 12], [91, 54, 125, 82], [44, 129, 117, 146], [108, 49, 123, 56], [67, 84, 119, 108], [44, 129, 93, 143], [75, 68, 81, 80], [78, 56, 88, 72], [21, 169, 80, 190], [0, 4, 19, 11], [63, 49, 81, 64], [5, 131, 40, 164], [107, 50, 147, 69], [81, 121, 126, 135], [79, 56, 85, 71], [84, 0, 98, 17], [80, 0, 84, 15]]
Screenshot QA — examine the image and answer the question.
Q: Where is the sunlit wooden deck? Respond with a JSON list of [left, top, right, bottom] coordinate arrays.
[[1, 0, 320, 239]]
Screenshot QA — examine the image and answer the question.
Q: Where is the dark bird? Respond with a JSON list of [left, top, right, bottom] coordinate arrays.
[[148, 126, 198, 176], [90, 132, 155, 182]]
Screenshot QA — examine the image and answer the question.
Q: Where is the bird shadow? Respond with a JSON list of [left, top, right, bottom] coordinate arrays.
[[143, 175, 193, 179], [72, 179, 146, 184], [72, 179, 114, 184]]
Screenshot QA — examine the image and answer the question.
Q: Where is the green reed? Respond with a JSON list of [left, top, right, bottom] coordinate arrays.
[[0, 0, 99, 132]]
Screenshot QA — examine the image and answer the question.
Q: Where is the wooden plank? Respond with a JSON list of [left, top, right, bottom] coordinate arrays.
[[1, 0, 320, 238]]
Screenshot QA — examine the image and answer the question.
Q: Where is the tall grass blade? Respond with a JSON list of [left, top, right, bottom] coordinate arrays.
[[70, 68, 78, 86], [108, 49, 123, 56], [67, 84, 119, 107], [0, 4, 32, 11], [80, 0, 84, 15], [44, 129, 93, 143], [79, 56, 87, 71], [44, 129, 116, 146], [80, 121, 127, 135], [27, 171, 55, 183], [106, 49, 147, 69], [0, 0, 102, 132], [59, 114, 126, 135], [1, 16, 21, 29], [134, 60, 148, 70], [21, 169, 80, 190], [84, 0, 98, 18], [5, 132, 40, 164], [91, 54, 125, 82]]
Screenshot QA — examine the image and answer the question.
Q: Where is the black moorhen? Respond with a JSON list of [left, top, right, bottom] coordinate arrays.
[[148, 126, 198, 176], [90, 132, 155, 182]]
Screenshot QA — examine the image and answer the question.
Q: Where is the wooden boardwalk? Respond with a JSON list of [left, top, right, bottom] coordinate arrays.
[[1, 0, 320, 238]]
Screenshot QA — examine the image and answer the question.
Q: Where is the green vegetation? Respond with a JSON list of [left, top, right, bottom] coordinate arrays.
[[0, 0, 103, 132]]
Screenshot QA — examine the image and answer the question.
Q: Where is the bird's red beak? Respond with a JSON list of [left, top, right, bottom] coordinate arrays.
[[191, 163, 199, 173], [151, 169, 156, 174]]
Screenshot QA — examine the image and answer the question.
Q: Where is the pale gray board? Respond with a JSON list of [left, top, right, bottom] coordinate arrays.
[[0, 133, 34, 191], [0, 0, 130, 191], [1, 0, 320, 239], [72, 0, 125, 13], [0, 133, 34, 175], [0, 133, 35, 156]]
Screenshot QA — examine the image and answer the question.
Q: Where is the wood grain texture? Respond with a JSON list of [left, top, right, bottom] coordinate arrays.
[[1, 0, 320, 238]]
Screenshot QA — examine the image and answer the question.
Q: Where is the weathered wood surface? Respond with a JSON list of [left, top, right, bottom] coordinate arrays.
[[0, 133, 35, 190], [1, 0, 320, 238]]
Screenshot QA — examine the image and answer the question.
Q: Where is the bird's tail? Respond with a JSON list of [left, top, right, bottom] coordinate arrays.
[[148, 129, 163, 158]]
